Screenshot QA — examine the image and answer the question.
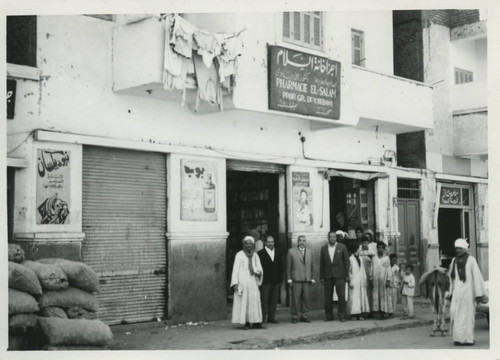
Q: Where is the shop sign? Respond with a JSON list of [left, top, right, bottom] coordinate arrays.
[[292, 171, 313, 231], [36, 149, 71, 224], [7, 79, 16, 119], [181, 159, 218, 221], [268, 45, 341, 120]]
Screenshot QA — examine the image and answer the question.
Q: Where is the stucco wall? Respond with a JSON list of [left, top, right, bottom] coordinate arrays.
[[31, 15, 399, 167]]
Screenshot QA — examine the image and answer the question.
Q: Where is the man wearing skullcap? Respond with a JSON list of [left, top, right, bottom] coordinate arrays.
[[231, 235, 264, 329], [447, 238, 487, 346]]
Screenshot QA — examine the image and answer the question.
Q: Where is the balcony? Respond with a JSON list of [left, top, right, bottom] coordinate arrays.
[[112, 17, 234, 113], [453, 111, 488, 159], [351, 66, 434, 134], [451, 81, 487, 114]]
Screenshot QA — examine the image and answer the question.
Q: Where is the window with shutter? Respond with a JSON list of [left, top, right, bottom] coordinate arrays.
[[351, 29, 365, 67], [283, 12, 290, 37], [283, 12, 323, 50], [454, 67, 473, 84]]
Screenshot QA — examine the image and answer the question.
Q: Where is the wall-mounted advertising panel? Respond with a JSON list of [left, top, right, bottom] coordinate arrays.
[[268, 45, 341, 120]]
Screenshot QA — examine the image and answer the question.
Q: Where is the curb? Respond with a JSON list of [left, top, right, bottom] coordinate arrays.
[[221, 319, 434, 350]]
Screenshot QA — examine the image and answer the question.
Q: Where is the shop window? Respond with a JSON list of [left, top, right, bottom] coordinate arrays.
[[351, 29, 365, 67], [454, 67, 473, 84], [283, 12, 323, 50], [7, 16, 37, 67]]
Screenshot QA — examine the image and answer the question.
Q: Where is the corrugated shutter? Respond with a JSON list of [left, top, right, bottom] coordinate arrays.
[[82, 146, 167, 325], [226, 160, 285, 174]]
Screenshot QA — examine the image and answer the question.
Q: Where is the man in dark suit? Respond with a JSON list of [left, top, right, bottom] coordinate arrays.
[[320, 231, 350, 322], [258, 235, 283, 324], [286, 235, 315, 323]]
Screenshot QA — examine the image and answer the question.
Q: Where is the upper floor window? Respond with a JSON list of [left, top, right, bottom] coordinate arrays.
[[7, 16, 37, 67], [283, 12, 323, 50], [454, 67, 473, 84], [351, 29, 365, 67]]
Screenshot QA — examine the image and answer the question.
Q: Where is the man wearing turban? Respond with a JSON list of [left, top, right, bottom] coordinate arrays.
[[230, 235, 264, 329], [447, 238, 487, 346]]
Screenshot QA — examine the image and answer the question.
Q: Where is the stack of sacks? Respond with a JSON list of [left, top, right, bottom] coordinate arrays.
[[36, 258, 112, 349], [8, 244, 42, 350]]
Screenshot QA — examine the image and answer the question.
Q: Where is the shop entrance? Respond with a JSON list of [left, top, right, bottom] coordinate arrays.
[[437, 184, 475, 269], [226, 161, 286, 305], [329, 176, 375, 237]]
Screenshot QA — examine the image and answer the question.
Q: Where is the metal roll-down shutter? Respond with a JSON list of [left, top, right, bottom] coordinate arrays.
[[82, 146, 167, 324]]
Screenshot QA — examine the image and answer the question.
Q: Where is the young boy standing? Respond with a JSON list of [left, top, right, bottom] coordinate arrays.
[[401, 264, 415, 319], [388, 254, 400, 315]]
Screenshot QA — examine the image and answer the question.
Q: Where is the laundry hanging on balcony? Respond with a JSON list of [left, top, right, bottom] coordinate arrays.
[[161, 14, 244, 111]]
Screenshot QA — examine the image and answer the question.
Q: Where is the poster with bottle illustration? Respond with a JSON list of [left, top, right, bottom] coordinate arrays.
[[181, 159, 217, 221], [36, 149, 71, 225], [292, 171, 313, 231]]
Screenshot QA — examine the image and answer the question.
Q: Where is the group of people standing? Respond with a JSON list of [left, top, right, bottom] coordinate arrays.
[[230, 229, 415, 329], [230, 230, 487, 347]]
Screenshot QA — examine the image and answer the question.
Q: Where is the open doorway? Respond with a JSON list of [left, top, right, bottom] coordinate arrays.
[[329, 176, 375, 237], [226, 170, 281, 303], [7, 167, 15, 243], [438, 208, 464, 269]]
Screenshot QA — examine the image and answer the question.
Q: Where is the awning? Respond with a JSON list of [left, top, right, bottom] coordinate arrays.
[[321, 169, 388, 181]]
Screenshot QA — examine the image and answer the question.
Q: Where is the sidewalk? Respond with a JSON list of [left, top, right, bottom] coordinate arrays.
[[110, 297, 439, 350]]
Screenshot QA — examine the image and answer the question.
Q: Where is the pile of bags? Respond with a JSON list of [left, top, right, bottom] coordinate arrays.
[[8, 244, 113, 350]]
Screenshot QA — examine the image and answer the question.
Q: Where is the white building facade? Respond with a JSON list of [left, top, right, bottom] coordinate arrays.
[[8, 11, 478, 325]]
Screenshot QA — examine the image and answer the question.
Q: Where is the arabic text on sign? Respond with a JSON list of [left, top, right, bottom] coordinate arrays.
[[440, 187, 461, 205], [276, 49, 338, 77]]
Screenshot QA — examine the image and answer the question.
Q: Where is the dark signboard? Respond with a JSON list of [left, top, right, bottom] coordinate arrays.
[[268, 45, 341, 120], [7, 79, 17, 119]]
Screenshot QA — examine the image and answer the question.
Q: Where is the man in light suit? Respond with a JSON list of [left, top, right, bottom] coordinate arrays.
[[320, 231, 350, 322], [258, 235, 283, 324], [286, 235, 315, 323]]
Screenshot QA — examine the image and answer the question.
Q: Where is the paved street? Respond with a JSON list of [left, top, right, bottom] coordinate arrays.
[[285, 317, 489, 349]]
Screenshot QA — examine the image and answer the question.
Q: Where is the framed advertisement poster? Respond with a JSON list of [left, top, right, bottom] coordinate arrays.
[[36, 149, 71, 224], [292, 171, 313, 231], [181, 159, 218, 221]]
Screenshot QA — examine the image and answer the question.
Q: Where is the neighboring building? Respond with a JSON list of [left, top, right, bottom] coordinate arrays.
[[6, 12, 435, 324], [393, 10, 488, 280]]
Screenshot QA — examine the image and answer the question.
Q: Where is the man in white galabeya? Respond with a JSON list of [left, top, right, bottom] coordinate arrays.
[[447, 238, 487, 346]]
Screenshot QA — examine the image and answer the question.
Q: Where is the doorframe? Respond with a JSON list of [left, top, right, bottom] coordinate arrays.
[[437, 183, 476, 258], [225, 160, 289, 305]]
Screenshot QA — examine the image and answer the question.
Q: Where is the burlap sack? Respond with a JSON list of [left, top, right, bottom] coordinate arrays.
[[39, 287, 99, 312], [66, 306, 98, 320], [9, 313, 39, 329], [8, 243, 25, 263], [40, 306, 68, 319], [9, 261, 43, 296], [38, 258, 100, 293], [38, 318, 113, 347], [23, 260, 68, 291], [8, 289, 39, 315], [8, 334, 25, 350]]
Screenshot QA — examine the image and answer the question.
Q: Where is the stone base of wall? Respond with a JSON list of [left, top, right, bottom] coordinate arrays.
[[167, 232, 227, 323], [13, 232, 85, 261]]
